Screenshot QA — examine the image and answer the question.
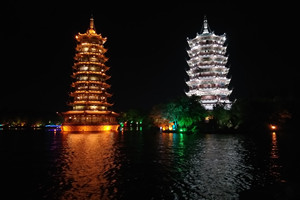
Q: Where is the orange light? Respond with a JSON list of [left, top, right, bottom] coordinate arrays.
[[61, 124, 119, 132], [103, 125, 111, 131], [270, 125, 277, 130]]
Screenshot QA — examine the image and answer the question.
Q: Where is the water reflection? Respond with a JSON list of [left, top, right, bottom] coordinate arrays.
[[57, 132, 120, 199], [269, 132, 282, 182], [29, 131, 285, 199], [159, 133, 254, 199]]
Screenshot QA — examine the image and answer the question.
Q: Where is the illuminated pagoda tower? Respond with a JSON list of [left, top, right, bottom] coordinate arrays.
[[185, 16, 232, 110], [61, 18, 119, 132]]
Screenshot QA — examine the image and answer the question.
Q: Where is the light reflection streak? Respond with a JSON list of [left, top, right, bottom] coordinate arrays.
[[189, 134, 253, 199], [160, 133, 254, 199], [58, 132, 119, 199], [269, 131, 282, 182]]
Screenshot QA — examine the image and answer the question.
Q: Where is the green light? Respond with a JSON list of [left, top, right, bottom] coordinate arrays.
[[179, 128, 187, 132]]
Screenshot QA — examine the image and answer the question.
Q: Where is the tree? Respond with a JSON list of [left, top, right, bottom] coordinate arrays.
[[118, 109, 146, 123], [211, 104, 232, 129], [149, 104, 170, 128], [150, 95, 207, 132]]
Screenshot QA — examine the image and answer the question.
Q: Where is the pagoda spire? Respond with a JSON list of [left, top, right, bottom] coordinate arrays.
[[202, 15, 210, 34], [90, 17, 95, 29], [87, 17, 96, 34]]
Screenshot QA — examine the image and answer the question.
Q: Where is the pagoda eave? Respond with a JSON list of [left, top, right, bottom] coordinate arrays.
[[74, 54, 108, 60], [74, 62, 107, 67], [70, 91, 113, 96], [76, 34, 107, 43], [69, 101, 113, 107], [73, 71, 106, 76], [71, 82, 111, 88], [62, 110, 119, 116]]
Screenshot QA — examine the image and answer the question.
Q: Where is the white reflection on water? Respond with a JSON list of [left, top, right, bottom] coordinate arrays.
[[159, 133, 254, 200], [190, 134, 253, 199]]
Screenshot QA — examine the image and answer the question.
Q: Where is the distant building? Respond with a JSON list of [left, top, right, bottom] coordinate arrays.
[[61, 18, 119, 132], [185, 16, 232, 110]]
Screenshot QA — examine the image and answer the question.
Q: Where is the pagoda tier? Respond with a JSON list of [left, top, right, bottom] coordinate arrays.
[[62, 18, 119, 132], [70, 91, 112, 96], [71, 81, 110, 88], [185, 16, 232, 110]]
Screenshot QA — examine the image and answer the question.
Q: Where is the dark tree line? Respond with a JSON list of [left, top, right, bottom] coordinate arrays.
[[118, 95, 297, 133], [0, 110, 63, 128], [1, 95, 296, 133]]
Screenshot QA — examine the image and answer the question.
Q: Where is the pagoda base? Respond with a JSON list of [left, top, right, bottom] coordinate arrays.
[[61, 124, 119, 132]]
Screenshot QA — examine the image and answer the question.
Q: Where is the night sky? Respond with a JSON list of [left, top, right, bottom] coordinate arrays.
[[1, 1, 297, 114]]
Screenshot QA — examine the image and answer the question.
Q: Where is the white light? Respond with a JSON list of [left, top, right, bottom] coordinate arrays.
[[185, 19, 233, 110]]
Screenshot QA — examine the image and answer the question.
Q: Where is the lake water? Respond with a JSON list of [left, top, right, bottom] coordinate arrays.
[[0, 129, 299, 199]]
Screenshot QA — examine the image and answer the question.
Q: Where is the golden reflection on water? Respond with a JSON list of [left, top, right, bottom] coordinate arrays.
[[59, 132, 119, 199], [271, 132, 279, 159], [160, 132, 173, 146], [269, 131, 282, 182]]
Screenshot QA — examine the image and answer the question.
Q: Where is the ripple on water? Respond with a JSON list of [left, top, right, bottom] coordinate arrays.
[[165, 134, 256, 199], [1, 131, 287, 199]]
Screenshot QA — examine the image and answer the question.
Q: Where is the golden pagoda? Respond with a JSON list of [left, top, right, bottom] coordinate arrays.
[[61, 18, 119, 132]]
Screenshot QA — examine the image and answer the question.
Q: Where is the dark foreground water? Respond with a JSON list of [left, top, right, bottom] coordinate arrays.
[[1, 129, 300, 200]]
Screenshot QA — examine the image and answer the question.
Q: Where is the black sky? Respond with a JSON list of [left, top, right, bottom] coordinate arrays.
[[1, 1, 298, 114]]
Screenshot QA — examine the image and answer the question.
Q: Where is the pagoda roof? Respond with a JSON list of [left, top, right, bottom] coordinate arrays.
[[70, 91, 112, 96], [76, 52, 106, 56], [71, 72, 110, 80], [70, 101, 113, 106], [73, 61, 109, 68], [72, 81, 111, 88], [186, 88, 232, 97], [75, 18, 107, 43], [74, 52, 108, 59], [187, 16, 226, 44], [76, 44, 107, 53]]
